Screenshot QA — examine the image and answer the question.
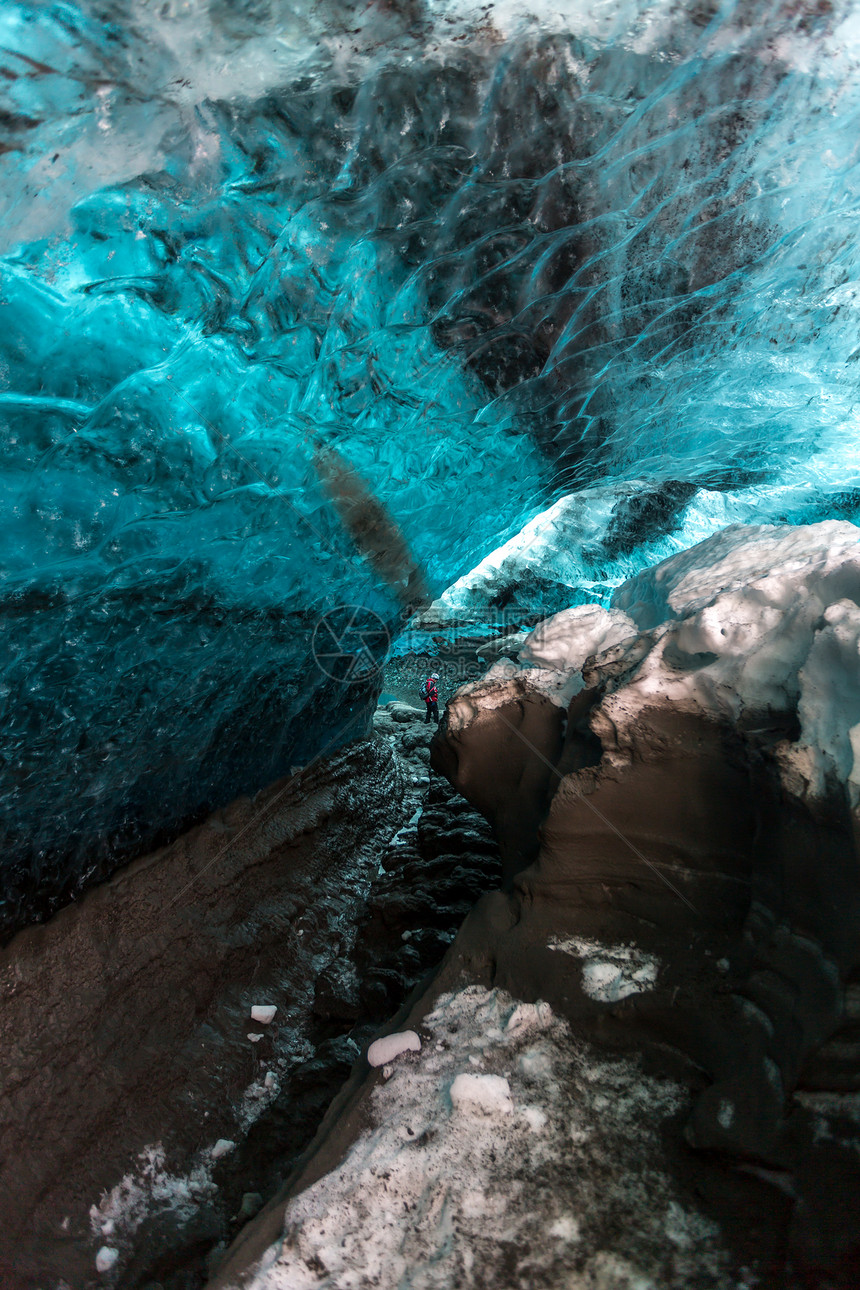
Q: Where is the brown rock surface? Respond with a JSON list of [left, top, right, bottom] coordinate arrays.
[[422, 655, 860, 1279], [203, 528, 860, 1289]]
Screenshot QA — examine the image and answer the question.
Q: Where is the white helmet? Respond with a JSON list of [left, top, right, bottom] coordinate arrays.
[[431, 672, 439, 679]]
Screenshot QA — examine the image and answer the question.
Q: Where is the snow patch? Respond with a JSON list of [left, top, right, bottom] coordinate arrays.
[[550, 937, 660, 1002], [89, 1143, 218, 1255], [449, 1072, 513, 1116], [548, 1215, 581, 1242], [243, 987, 730, 1289]]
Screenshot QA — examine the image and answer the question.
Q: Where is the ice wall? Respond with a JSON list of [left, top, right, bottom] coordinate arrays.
[[2, 0, 860, 934]]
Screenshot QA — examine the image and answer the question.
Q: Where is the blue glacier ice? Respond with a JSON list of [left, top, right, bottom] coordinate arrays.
[[2, 0, 860, 936]]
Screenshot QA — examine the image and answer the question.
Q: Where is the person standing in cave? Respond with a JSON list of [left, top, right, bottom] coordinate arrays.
[[421, 672, 440, 724]]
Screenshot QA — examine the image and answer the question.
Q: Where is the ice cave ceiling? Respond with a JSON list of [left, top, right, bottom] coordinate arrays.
[[2, 0, 860, 937]]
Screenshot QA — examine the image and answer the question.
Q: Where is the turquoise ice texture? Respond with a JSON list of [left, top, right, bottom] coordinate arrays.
[[2, 0, 860, 935]]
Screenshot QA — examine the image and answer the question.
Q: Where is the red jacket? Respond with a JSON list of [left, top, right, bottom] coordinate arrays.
[[424, 678, 438, 703]]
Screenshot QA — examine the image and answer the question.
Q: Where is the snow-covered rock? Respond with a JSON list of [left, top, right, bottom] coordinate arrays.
[[608, 521, 860, 805], [367, 1030, 421, 1068], [443, 604, 639, 717], [435, 522, 860, 1168], [520, 604, 638, 674], [612, 520, 859, 629], [450, 521, 860, 807]]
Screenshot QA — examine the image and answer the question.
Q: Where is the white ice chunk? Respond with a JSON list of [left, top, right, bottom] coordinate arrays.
[[250, 1005, 277, 1024], [211, 1139, 235, 1160], [95, 1247, 119, 1273], [367, 1030, 421, 1068], [450, 1072, 513, 1116]]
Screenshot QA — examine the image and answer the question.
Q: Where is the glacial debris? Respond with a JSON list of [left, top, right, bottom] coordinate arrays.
[[208, 522, 860, 1290]]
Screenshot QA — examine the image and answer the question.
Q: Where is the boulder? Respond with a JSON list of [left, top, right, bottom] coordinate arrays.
[[387, 702, 425, 723]]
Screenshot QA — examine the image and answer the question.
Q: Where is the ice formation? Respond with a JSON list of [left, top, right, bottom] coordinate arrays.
[[4, 0, 860, 935], [434, 518, 860, 1175], [204, 518, 860, 1287], [5, 0, 860, 1284]]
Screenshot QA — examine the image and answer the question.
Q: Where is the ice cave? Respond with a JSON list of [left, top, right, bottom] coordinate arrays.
[[2, 0, 860, 1285]]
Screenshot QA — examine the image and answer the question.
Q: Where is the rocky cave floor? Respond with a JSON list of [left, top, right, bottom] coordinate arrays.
[[1, 690, 503, 1290], [128, 710, 491, 1290], [5, 640, 860, 1289]]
